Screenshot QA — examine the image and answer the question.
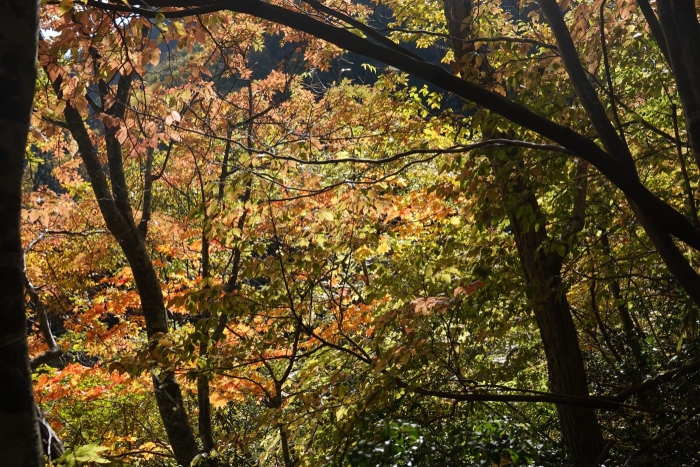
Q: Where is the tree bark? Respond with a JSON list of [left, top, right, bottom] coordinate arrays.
[[653, 0, 700, 172], [0, 1, 44, 465]]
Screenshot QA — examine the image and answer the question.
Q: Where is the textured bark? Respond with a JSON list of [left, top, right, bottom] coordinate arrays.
[[655, 1, 700, 107], [442, 0, 472, 62], [0, 1, 44, 465], [138, 147, 155, 239]]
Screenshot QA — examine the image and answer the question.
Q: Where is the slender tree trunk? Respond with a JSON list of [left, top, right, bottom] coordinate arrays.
[[119, 236, 202, 465], [279, 423, 295, 467], [0, 1, 44, 465], [44, 58, 203, 466]]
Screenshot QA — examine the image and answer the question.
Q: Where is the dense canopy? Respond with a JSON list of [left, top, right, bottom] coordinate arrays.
[[2, 0, 700, 465]]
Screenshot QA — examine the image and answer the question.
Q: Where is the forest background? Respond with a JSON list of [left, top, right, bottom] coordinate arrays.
[[2, 0, 700, 466]]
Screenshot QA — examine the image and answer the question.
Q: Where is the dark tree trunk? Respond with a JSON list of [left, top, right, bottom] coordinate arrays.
[[441, 0, 605, 463], [119, 233, 202, 465], [653, 0, 700, 172], [45, 58, 203, 466], [0, 1, 44, 465], [499, 166, 604, 465]]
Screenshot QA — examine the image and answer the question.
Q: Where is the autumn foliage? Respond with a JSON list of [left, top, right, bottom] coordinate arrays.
[[19, 0, 700, 466]]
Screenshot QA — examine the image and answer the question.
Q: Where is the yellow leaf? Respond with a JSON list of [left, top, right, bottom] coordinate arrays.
[[335, 406, 348, 421], [58, 0, 74, 15], [314, 234, 326, 246]]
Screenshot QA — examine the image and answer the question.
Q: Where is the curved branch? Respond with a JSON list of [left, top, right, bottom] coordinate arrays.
[[83, 0, 700, 253]]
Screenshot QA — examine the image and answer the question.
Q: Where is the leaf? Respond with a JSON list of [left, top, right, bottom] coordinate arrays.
[[335, 406, 348, 421], [56, 443, 110, 466], [58, 0, 74, 15], [27, 209, 42, 224], [149, 47, 161, 66], [319, 210, 334, 221], [453, 281, 485, 297], [115, 125, 128, 144], [361, 63, 377, 73]]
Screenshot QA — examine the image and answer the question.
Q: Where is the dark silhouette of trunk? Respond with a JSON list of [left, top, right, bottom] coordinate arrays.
[[279, 424, 295, 467], [0, 2, 44, 465], [44, 47, 203, 467], [497, 160, 604, 466], [442, 1, 605, 464], [648, 0, 700, 170]]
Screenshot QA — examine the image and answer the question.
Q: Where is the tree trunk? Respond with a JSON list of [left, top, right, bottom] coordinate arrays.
[[0, 1, 44, 465], [500, 166, 604, 465], [441, 0, 605, 463], [653, 0, 700, 174], [119, 235, 202, 465], [46, 63, 203, 466]]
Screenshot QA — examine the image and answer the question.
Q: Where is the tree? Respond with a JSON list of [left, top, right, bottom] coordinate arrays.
[[442, 1, 604, 463], [94, 0, 700, 281], [25, 0, 700, 465], [0, 1, 45, 465]]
